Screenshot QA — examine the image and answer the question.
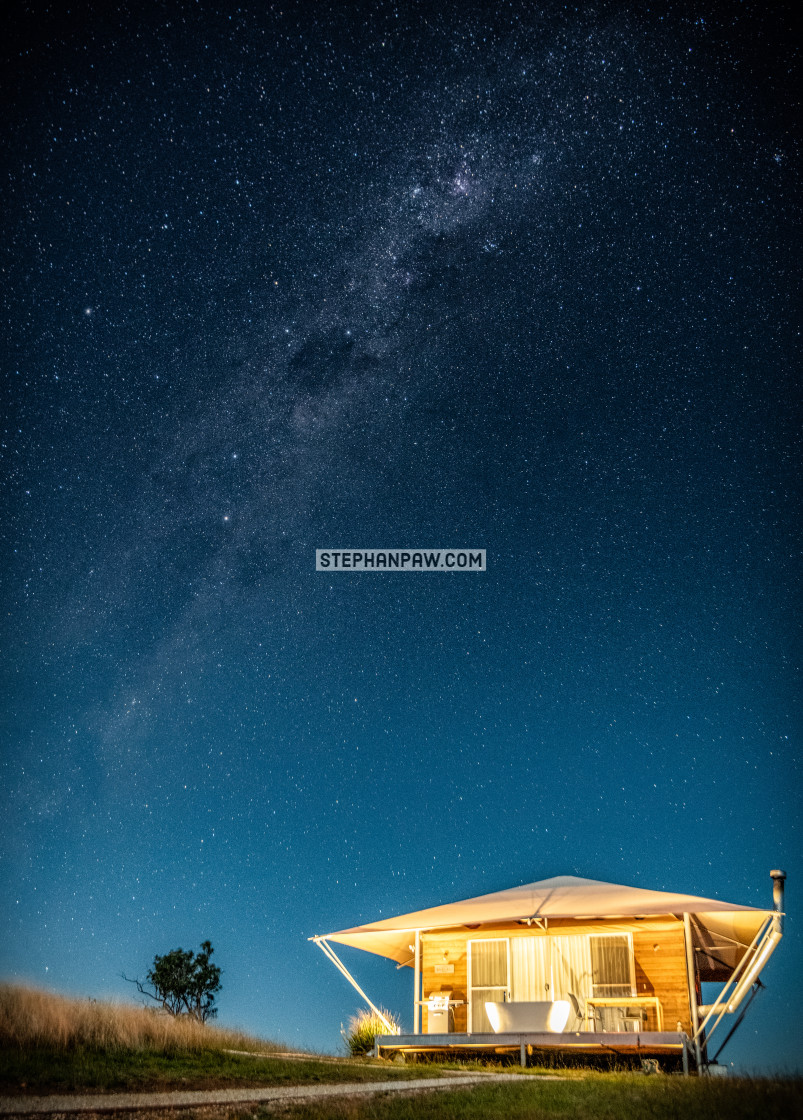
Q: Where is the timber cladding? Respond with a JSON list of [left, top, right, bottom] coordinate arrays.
[[632, 923, 692, 1033], [421, 918, 692, 1035], [421, 931, 469, 1032]]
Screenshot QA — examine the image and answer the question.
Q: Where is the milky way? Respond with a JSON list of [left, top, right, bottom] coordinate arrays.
[[1, 1, 799, 1067]]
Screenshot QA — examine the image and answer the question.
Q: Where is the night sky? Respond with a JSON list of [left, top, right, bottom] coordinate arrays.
[[1, 0, 799, 1072]]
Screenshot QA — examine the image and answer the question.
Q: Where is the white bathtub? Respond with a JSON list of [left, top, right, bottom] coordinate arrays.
[[484, 1000, 571, 1033]]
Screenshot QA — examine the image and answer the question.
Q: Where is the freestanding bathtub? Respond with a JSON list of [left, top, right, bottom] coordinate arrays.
[[485, 1000, 571, 1033]]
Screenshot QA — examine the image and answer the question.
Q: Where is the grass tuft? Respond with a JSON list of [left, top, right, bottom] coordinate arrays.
[[345, 1009, 401, 1057]]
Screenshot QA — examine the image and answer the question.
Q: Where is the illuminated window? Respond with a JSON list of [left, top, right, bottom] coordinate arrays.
[[589, 934, 634, 997]]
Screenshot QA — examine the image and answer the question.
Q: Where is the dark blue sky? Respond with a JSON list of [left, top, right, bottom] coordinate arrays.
[[1, 0, 799, 1071]]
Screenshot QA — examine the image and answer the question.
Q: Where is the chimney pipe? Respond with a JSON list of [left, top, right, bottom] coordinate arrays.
[[770, 869, 786, 933]]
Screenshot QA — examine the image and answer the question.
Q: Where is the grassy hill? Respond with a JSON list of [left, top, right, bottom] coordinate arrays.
[[0, 984, 437, 1093]]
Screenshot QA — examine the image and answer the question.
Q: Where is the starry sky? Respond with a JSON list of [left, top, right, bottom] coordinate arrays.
[[1, 0, 799, 1072]]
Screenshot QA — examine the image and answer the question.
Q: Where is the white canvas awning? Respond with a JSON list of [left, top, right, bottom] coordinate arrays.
[[316, 875, 773, 966]]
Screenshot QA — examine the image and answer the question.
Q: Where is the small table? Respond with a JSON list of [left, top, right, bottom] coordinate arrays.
[[585, 995, 664, 1031]]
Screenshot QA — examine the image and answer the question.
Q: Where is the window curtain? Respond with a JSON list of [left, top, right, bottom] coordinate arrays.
[[470, 940, 508, 987], [470, 991, 495, 1033], [469, 940, 508, 1033], [510, 936, 550, 1000], [589, 935, 633, 997], [550, 935, 593, 1004], [588, 934, 634, 1031]]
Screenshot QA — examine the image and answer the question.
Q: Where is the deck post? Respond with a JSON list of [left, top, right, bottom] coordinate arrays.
[[413, 929, 421, 1035], [683, 913, 703, 1070], [682, 1036, 689, 1075], [520, 1039, 526, 1068]]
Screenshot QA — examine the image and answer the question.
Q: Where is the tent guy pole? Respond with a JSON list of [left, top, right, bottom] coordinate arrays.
[[312, 936, 396, 1034], [693, 914, 778, 1049]]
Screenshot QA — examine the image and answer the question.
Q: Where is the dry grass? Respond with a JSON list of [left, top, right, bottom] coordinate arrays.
[[0, 984, 446, 1094], [0, 983, 278, 1054]]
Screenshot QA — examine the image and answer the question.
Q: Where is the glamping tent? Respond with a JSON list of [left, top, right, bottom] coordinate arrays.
[[312, 872, 785, 1070]]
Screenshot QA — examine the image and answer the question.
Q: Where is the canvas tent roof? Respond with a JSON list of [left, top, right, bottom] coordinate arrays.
[[318, 875, 773, 968]]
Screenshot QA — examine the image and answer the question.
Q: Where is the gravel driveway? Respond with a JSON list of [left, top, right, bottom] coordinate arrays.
[[0, 1073, 522, 1114]]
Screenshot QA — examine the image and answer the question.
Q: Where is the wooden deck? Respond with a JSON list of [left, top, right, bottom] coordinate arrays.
[[375, 1030, 695, 1070]]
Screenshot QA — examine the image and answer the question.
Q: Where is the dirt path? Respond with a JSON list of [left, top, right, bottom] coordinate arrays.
[[0, 1073, 528, 1114]]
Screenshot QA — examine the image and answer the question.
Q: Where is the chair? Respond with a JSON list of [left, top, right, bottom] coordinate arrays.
[[589, 1003, 626, 1032], [623, 1009, 647, 1033], [567, 992, 586, 1031]]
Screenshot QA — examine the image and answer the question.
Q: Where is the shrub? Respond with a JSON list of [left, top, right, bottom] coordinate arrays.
[[345, 1008, 401, 1057]]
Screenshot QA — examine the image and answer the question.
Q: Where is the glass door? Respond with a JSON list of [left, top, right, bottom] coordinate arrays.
[[468, 938, 509, 1033]]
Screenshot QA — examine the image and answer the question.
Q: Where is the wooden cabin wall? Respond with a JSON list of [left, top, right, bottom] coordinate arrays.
[[631, 924, 692, 1033], [420, 930, 469, 1032], [421, 918, 692, 1035]]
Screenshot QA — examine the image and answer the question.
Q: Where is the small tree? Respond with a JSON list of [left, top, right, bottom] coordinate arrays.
[[124, 940, 221, 1022]]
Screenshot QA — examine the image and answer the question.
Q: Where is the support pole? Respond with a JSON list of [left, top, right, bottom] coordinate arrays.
[[683, 913, 703, 1071], [312, 938, 396, 1034], [710, 981, 762, 1064], [694, 917, 776, 1047], [413, 930, 421, 1035]]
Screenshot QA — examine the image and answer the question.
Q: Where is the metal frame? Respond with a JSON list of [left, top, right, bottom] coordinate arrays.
[[691, 912, 782, 1059], [311, 936, 397, 1034], [683, 913, 703, 1069], [709, 981, 763, 1064]]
